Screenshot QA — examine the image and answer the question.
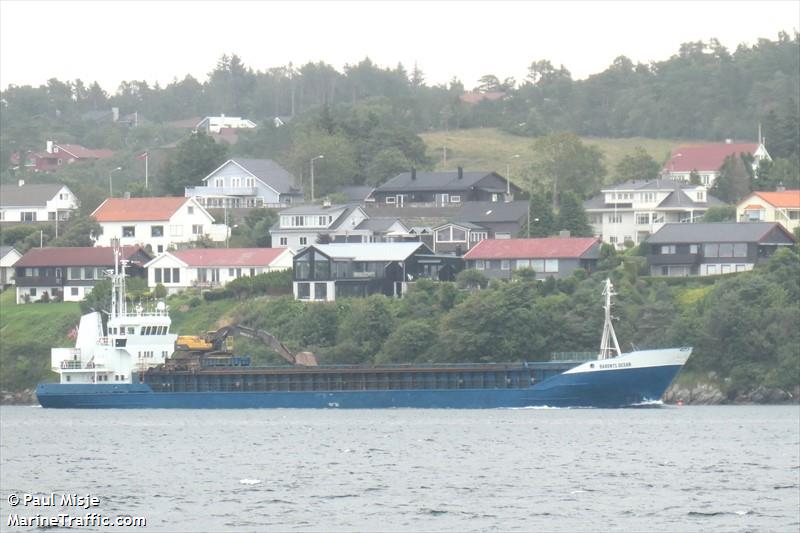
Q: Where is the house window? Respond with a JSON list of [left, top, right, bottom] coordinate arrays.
[[531, 259, 545, 272], [214, 178, 223, 188], [706, 264, 718, 275], [745, 209, 764, 222], [155, 269, 162, 283], [157, 245, 163, 253], [471, 232, 487, 242], [721, 264, 732, 274], [245, 177, 255, 187], [451, 195, 461, 203], [704, 244, 719, 257], [30, 288, 37, 296], [69, 267, 81, 279], [151, 225, 164, 237], [608, 214, 622, 224], [314, 283, 327, 301], [435, 228, 451, 242], [451, 228, 466, 242], [231, 177, 241, 188], [299, 237, 308, 246], [660, 245, 676, 255], [173, 268, 180, 284], [475, 260, 485, 270], [789, 210, 800, 220], [500, 260, 510, 271], [280, 237, 288, 246], [690, 244, 699, 254], [318, 216, 327, 226], [122, 226, 135, 237], [49, 212, 57, 220], [696, 191, 705, 201], [163, 268, 171, 283], [495, 232, 511, 239], [609, 236, 618, 244], [192, 224, 203, 235], [170, 225, 183, 237], [733, 243, 747, 257], [83, 267, 94, 280], [21, 212, 36, 222], [386, 196, 396, 204], [544, 259, 559, 273], [297, 282, 310, 299], [635, 213, 650, 225], [516, 259, 531, 269], [71, 287, 79, 296], [188, 206, 195, 214]]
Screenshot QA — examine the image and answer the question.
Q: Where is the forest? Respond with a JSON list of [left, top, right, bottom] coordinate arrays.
[[1, 34, 798, 202]]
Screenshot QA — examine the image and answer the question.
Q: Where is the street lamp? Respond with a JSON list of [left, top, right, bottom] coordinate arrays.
[[310, 155, 324, 203], [109, 167, 122, 198], [506, 154, 520, 199]]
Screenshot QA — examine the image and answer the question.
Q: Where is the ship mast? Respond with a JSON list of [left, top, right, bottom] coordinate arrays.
[[110, 238, 128, 319], [599, 278, 621, 360]]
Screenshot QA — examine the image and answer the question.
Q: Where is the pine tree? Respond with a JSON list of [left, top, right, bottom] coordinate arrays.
[[525, 191, 555, 237], [556, 192, 592, 237]]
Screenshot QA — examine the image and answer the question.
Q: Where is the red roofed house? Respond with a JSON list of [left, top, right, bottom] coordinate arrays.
[[460, 91, 506, 105], [736, 189, 800, 233], [12, 141, 115, 173], [463, 236, 601, 280], [13, 246, 151, 303], [144, 248, 294, 294], [663, 140, 771, 188], [91, 197, 228, 253]]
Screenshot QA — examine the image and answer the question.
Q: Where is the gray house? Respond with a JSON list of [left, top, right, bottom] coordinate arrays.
[[371, 167, 521, 206], [431, 201, 530, 254], [186, 159, 303, 209], [462, 237, 601, 280], [292, 242, 463, 301], [646, 222, 796, 277]]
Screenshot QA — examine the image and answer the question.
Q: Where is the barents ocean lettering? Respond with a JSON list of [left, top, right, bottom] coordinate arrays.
[[21, 493, 99, 509]]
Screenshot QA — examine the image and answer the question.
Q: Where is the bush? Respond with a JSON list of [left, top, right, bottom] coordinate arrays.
[[456, 269, 489, 290], [203, 288, 233, 301], [153, 283, 167, 299]]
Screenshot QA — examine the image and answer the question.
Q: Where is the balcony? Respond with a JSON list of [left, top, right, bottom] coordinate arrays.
[[185, 186, 258, 197], [648, 253, 701, 266]]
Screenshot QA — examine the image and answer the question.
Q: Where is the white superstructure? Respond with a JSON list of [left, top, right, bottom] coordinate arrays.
[[50, 241, 177, 384]]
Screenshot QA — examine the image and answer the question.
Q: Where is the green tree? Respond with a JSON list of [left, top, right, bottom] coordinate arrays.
[[556, 192, 592, 236], [531, 132, 606, 208], [525, 190, 556, 237], [376, 320, 436, 363], [51, 216, 102, 247], [701, 205, 736, 222], [614, 147, 661, 183], [158, 132, 228, 195], [711, 153, 753, 203]]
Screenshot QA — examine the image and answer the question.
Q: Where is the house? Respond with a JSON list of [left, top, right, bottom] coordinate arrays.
[[13, 246, 150, 303], [0, 246, 22, 287], [91, 197, 228, 252], [0, 182, 79, 224], [195, 115, 257, 134], [460, 91, 506, 104], [332, 185, 376, 204], [736, 189, 800, 233], [186, 159, 304, 209], [292, 242, 463, 301], [463, 237, 601, 280], [144, 248, 293, 295], [431, 201, 530, 254], [81, 107, 140, 127], [11, 141, 115, 173], [583, 179, 725, 249], [370, 167, 521, 206], [663, 141, 771, 187], [646, 222, 796, 277]]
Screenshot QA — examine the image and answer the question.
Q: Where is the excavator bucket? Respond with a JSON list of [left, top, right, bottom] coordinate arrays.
[[294, 352, 318, 367]]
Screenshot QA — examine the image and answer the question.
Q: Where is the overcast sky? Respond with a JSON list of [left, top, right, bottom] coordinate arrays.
[[1, 1, 797, 92]]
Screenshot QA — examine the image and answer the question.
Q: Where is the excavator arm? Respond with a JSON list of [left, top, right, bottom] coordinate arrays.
[[179, 324, 317, 366]]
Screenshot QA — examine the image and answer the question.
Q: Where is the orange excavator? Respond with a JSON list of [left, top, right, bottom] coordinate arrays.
[[174, 325, 318, 367]]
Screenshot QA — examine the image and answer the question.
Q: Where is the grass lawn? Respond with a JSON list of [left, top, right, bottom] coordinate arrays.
[[420, 128, 703, 187]]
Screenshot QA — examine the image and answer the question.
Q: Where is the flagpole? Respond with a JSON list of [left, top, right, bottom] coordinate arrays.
[[145, 153, 149, 189]]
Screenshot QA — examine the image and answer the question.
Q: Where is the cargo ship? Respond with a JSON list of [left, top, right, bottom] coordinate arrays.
[[36, 243, 691, 409]]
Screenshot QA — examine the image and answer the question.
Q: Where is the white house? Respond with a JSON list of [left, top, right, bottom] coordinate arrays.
[[92, 197, 228, 253], [0, 182, 79, 223], [0, 246, 22, 287], [185, 159, 304, 209], [583, 179, 726, 249], [144, 247, 293, 294], [663, 141, 771, 187], [196, 115, 257, 133], [270, 204, 369, 251]]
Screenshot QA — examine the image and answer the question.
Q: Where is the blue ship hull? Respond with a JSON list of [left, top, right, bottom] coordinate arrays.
[[36, 363, 684, 409]]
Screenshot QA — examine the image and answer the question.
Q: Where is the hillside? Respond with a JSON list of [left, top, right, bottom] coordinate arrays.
[[420, 128, 700, 186]]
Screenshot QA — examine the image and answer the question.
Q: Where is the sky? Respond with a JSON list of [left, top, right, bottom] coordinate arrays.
[[0, 1, 797, 92]]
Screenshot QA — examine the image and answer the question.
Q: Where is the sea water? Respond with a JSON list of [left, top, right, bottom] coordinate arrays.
[[1, 405, 798, 532]]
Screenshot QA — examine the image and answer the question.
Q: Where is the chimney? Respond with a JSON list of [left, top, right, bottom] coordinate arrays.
[[323, 198, 331, 207], [46, 140, 54, 154], [559, 230, 571, 238], [457, 166, 464, 180], [411, 167, 416, 180], [124, 192, 131, 199], [18, 178, 25, 187], [776, 182, 786, 192]]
